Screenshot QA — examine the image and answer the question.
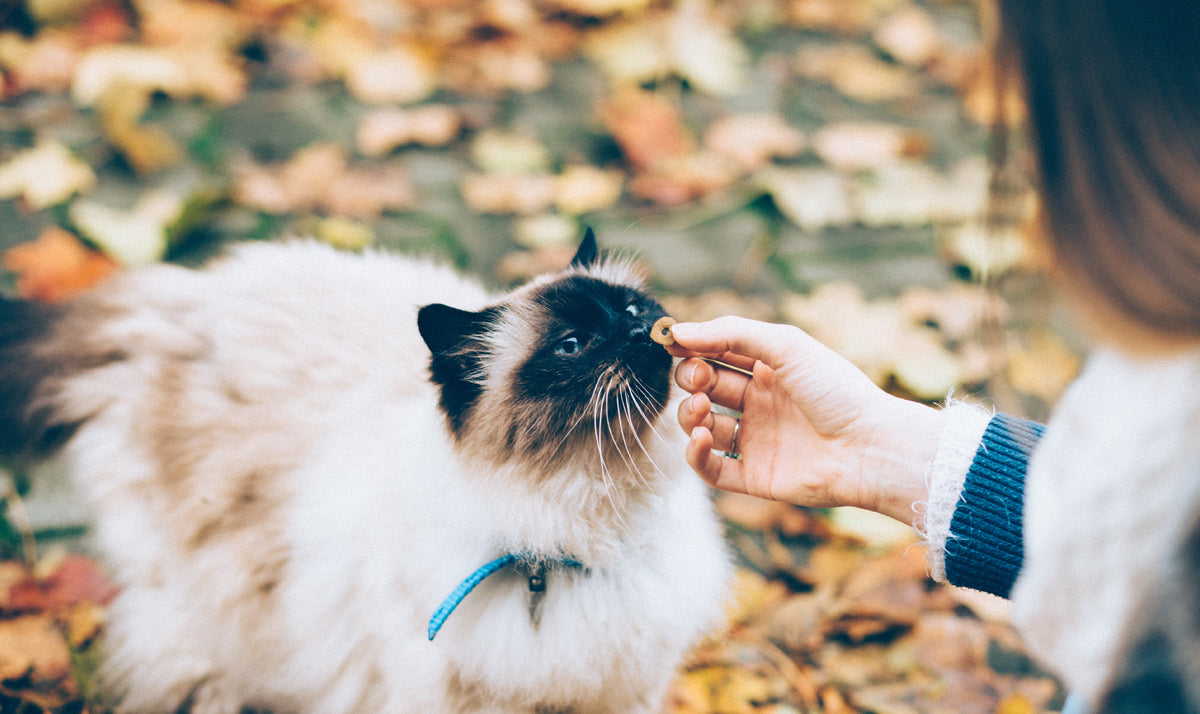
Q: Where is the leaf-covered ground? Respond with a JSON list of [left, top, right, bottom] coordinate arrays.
[[1, 0, 1075, 711]]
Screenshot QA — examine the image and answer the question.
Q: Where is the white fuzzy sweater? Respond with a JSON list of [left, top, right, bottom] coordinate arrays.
[[923, 344, 1200, 704]]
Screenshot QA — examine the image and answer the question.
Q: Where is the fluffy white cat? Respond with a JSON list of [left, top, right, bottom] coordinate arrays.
[[0, 232, 731, 713]]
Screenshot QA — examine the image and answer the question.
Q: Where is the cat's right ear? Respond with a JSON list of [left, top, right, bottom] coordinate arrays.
[[417, 304, 493, 358], [570, 227, 599, 268]]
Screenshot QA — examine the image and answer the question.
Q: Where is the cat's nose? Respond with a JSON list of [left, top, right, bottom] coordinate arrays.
[[629, 323, 650, 340]]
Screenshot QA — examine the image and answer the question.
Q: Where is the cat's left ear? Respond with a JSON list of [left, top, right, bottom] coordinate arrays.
[[570, 227, 599, 268]]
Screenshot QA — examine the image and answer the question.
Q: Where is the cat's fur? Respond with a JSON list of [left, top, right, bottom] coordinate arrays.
[[0, 234, 731, 714]]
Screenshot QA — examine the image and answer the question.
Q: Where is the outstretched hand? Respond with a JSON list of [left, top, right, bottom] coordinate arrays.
[[667, 316, 945, 526]]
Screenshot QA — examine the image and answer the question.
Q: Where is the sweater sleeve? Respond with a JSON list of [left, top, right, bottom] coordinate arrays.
[[943, 413, 1044, 597]]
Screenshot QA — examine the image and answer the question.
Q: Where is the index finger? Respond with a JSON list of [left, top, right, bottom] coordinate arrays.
[[666, 316, 808, 371]]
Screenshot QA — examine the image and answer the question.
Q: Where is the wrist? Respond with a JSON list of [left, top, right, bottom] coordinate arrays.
[[850, 396, 948, 527]]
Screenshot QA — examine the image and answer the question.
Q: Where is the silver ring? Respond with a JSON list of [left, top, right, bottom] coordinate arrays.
[[724, 419, 741, 459]]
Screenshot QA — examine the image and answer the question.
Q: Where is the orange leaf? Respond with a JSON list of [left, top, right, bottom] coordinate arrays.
[[2, 227, 118, 302]]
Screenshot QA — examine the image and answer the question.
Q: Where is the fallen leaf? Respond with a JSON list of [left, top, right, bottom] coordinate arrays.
[[704, 113, 805, 173], [0, 615, 71, 684], [717, 493, 834, 539], [72, 44, 244, 107], [785, 0, 881, 34], [891, 327, 963, 400], [1006, 330, 1080, 403], [315, 216, 374, 250], [6, 553, 118, 614], [96, 81, 183, 173], [0, 29, 80, 95], [356, 105, 462, 156], [344, 45, 437, 105], [325, 164, 415, 220], [757, 166, 854, 231], [460, 172, 556, 215], [0, 140, 96, 209], [513, 213, 578, 249], [598, 88, 693, 173], [548, 0, 652, 13], [236, 144, 414, 219], [70, 189, 184, 267], [61, 601, 105, 649], [2, 227, 118, 302], [470, 130, 552, 174], [811, 121, 927, 172], [584, 1, 748, 95], [795, 44, 922, 103], [627, 153, 737, 205], [666, 0, 748, 95], [553, 165, 624, 215], [944, 222, 1030, 280], [873, 5, 942, 67], [827, 507, 916, 547]]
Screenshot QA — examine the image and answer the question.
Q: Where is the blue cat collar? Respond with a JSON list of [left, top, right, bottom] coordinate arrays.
[[427, 553, 583, 640]]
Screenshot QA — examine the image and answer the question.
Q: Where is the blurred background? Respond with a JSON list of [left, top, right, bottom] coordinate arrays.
[[0, 0, 1075, 711]]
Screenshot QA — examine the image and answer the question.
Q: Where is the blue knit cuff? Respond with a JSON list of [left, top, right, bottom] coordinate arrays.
[[944, 413, 1044, 598]]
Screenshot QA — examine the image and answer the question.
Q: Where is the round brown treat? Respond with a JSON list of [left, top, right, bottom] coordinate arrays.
[[651, 316, 677, 346]]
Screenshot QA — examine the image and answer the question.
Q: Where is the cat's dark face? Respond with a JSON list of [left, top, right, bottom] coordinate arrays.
[[418, 231, 672, 471]]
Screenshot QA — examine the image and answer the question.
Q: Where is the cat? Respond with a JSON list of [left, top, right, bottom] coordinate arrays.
[[0, 230, 732, 714]]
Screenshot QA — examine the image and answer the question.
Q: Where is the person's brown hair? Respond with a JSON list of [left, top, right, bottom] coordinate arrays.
[[995, 0, 1200, 342]]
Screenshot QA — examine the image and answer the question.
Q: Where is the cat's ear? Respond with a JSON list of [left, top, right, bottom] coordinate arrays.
[[570, 227, 599, 268], [417, 304, 493, 357]]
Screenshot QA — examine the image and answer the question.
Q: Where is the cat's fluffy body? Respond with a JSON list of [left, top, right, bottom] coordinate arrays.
[[0, 240, 731, 713]]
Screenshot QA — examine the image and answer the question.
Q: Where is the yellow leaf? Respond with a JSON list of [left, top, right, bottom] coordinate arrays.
[[0, 615, 71, 683], [316, 217, 374, 251], [995, 694, 1037, 714], [724, 568, 787, 628]]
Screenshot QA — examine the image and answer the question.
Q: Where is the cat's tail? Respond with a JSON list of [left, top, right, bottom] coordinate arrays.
[[0, 294, 101, 457]]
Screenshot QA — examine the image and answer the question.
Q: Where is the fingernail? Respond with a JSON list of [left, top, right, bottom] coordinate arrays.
[[670, 322, 694, 340], [679, 361, 696, 385]]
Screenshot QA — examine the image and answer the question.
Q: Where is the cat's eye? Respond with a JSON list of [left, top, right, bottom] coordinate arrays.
[[625, 303, 641, 317], [555, 336, 582, 356]]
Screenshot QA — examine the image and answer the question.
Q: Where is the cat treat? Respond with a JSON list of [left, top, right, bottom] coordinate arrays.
[[651, 316, 677, 345]]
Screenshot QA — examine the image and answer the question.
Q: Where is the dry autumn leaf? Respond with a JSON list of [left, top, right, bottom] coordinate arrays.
[[598, 88, 694, 173], [873, 5, 942, 68], [0, 615, 71, 685], [2, 227, 118, 301], [811, 121, 928, 171], [584, 0, 748, 95], [70, 189, 184, 266], [703, 113, 805, 173], [356, 106, 462, 156], [0, 140, 96, 209], [757, 166, 854, 230], [344, 45, 438, 105], [795, 43, 922, 103]]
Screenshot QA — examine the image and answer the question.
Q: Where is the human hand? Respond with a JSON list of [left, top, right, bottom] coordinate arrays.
[[668, 316, 946, 527]]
